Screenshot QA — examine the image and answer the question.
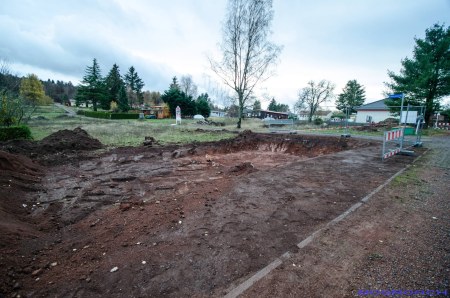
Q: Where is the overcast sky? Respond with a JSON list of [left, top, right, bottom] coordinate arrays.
[[1, 0, 449, 109]]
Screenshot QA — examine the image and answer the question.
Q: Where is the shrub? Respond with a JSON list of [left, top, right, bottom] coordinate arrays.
[[76, 110, 85, 115], [110, 101, 119, 113], [110, 113, 140, 119], [83, 110, 111, 119], [0, 125, 32, 141], [313, 117, 324, 125]]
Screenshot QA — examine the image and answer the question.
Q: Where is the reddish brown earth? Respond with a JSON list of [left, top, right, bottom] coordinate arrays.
[[0, 128, 433, 297]]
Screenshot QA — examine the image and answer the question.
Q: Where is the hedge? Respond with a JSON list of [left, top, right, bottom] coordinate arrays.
[[83, 110, 111, 119], [110, 113, 140, 119], [76, 110, 140, 120], [0, 125, 32, 141]]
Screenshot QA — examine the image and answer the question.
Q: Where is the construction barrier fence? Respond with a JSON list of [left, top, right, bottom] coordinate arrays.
[[382, 128, 404, 161]]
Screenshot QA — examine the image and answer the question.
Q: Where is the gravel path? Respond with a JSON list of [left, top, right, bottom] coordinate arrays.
[[54, 102, 77, 116]]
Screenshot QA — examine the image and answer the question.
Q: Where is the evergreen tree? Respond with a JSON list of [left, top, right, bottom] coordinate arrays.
[[161, 80, 197, 117], [117, 84, 129, 112], [77, 58, 105, 111], [0, 59, 21, 95], [253, 99, 261, 111], [196, 93, 211, 118], [42, 79, 77, 103], [267, 97, 289, 112], [267, 98, 277, 111], [336, 80, 366, 114], [169, 76, 180, 90], [124, 66, 145, 107], [386, 23, 450, 125], [104, 64, 124, 110]]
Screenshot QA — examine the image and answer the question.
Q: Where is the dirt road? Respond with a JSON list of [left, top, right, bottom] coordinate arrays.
[[1, 129, 446, 297]]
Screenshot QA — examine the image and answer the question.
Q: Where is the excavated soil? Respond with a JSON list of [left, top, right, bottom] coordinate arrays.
[[0, 129, 423, 297]]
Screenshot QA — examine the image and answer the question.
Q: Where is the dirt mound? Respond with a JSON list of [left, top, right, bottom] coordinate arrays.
[[39, 127, 103, 153], [0, 150, 41, 176], [193, 132, 366, 158], [0, 127, 103, 159], [0, 150, 42, 230], [239, 129, 254, 137]]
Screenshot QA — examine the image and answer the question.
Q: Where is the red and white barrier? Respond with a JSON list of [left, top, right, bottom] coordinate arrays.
[[382, 128, 404, 161], [436, 123, 450, 130], [383, 148, 401, 159], [385, 129, 403, 141]]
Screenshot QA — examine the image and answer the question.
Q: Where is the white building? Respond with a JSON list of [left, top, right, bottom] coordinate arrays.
[[355, 99, 397, 123], [210, 110, 226, 117], [298, 110, 333, 121]]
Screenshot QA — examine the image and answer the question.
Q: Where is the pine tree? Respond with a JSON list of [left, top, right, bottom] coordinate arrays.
[[124, 66, 145, 107], [336, 80, 366, 114], [104, 64, 124, 110], [386, 23, 450, 125], [253, 99, 261, 111], [117, 84, 129, 112], [77, 58, 105, 111], [169, 76, 180, 90], [196, 93, 211, 118], [161, 80, 197, 117], [268, 98, 277, 111]]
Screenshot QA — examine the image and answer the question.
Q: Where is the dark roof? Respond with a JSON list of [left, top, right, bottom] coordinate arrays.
[[356, 99, 389, 111], [257, 109, 289, 115]]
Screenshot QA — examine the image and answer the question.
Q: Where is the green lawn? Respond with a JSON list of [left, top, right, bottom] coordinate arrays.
[[27, 105, 448, 147], [27, 106, 240, 147]]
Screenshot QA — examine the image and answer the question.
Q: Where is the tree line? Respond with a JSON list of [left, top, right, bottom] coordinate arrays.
[[75, 59, 145, 112], [1, 60, 56, 126]]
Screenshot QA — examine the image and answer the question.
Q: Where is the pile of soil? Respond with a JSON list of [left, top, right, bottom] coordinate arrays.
[[39, 127, 103, 153], [356, 118, 400, 132], [196, 119, 226, 126], [0, 127, 103, 164], [0, 150, 41, 177], [354, 125, 380, 132], [0, 150, 42, 213], [193, 131, 369, 158], [0, 150, 42, 248]]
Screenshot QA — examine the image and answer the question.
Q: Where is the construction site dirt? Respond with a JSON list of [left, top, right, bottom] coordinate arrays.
[[0, 129, 426, 297]]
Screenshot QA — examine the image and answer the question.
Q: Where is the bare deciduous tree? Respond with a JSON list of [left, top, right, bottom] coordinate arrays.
[[180, 75, 198, 99], [297, 80, 335, 122], [209, 0, 282, 128]]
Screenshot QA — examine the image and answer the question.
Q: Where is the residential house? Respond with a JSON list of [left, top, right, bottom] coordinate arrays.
[[210, 110, 226, 117], [355, 99, 396, 123], [247, 109, 289, 119], [140, 105, 171, 119], [298, 110, 333, 121]]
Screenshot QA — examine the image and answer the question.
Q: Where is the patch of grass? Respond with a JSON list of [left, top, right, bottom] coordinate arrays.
[[293, 126, 385, 137], [32, 105, 67, 119], [391, 165, 422, 187], [27, 109, 236, 147], [368, 253, 383, 261], [420, 128, 450, 137]]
